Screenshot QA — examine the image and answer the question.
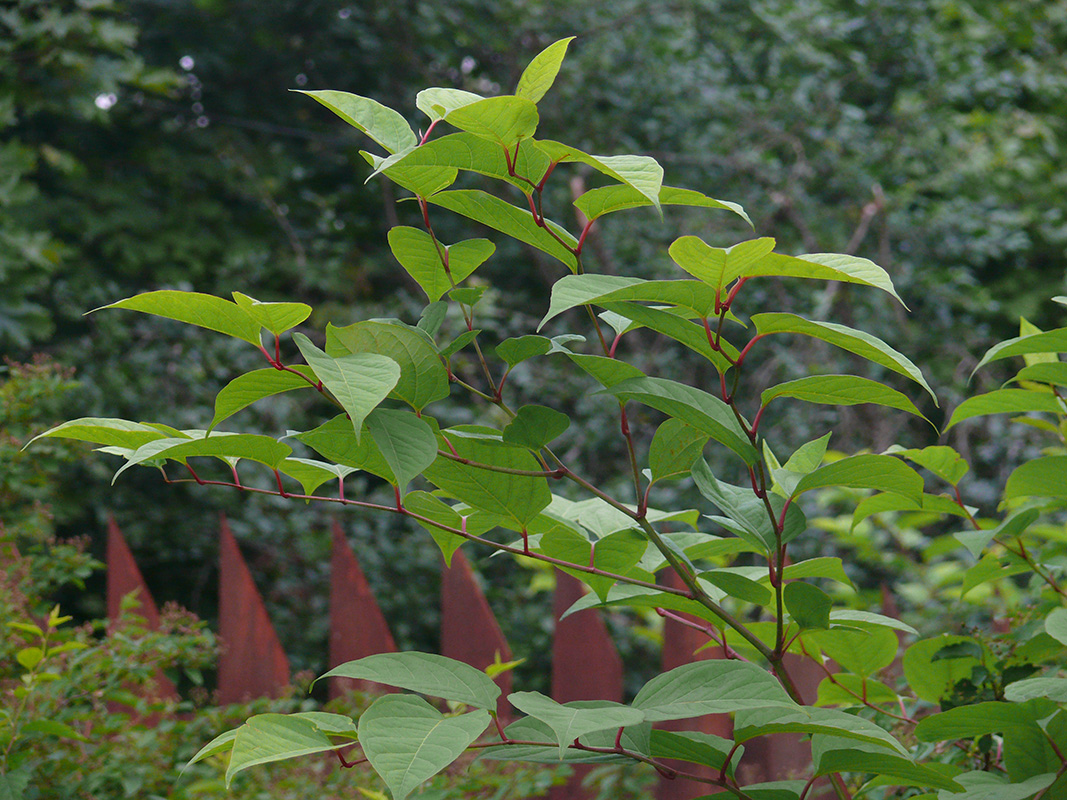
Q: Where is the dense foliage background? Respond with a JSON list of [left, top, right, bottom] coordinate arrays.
[[4, 0, 1065, 694]]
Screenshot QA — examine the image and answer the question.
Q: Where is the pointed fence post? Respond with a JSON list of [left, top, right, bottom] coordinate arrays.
[[549, 570, 624, 800], [105, 516, 177, 702], [329, 520, 397, 698], [217, 516, 290, 704], [440, 549, 512, 719], [656, 569, 732, 800]]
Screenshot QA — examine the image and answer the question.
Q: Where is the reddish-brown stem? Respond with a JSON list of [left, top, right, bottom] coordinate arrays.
[[185, 463, 205, 485], [536, 159, 560, 192], [723, 277, 750, 309], [418, 119, 439, 145], [751, 404, 768, 436], [335, 746, 365, 769], [274, 469, 289, 498], [576, 219, 595, 255], [736, 334, 766, 368], [229, 463, 241, 487]]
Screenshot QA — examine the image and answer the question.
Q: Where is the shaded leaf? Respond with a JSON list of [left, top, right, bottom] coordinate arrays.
[[503, 405, 570, 450], [632, 661, 795, 721], [366, 408, 438, 489], [784, 582, 832, 630], [508, 692, 644, 758]]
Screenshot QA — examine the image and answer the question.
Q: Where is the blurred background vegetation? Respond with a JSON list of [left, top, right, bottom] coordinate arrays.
[[3, 0, 1065, 711]]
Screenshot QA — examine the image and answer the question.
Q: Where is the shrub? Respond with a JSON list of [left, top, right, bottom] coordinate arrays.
[[29, 39, 1067, 800]]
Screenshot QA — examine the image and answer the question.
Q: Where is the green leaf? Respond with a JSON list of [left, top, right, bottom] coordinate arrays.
[[649, 420, 709, 483], [733, 706, 907, 754], [296, 90, 416, 153], [854, 492, 972, 529], [829, 609, 916, 634], [972, 327, 1067, 374], [600, 301, 737, 373], [1004, 677, 1067, 703], [954, 508, 1040, 559], [784, 582, 832, 630], [814, 748, 961, 791], [535, 140, 663, 209], [210, 367, 316, 430], [423, 427, 552, 526], [317, 652, 501, 710], [97, 290, 263, 346], [1011, 362, 1067, 388], [891, 445, 969, 486], [416, 87, 483, 121], [792, 454, 923, 503], [373, 134, 550, 191], [933, 772, 1054, 800], [815, 674, 898, 707], [278, 458, 358, 496], [632, 660, 795, 721], [649, 729, 738, 773], [446, 96, 539, 146], [503, 405, 570, 450], [945, 389, 1064, 429], [387, 226, 496, 302], [496, 335, 553, 368], [748, 252, 905, 305], [358, 695, 490, 800], [231, 292, 311, 335], [539, 528, 650, 601], [606, 378, 757, 465], [508, 692, 644, 758], [1046, 608, 1067, 646], [540, 275, 710, 327], [562, 352, 646, 389], [479, 716, 649, 764], [668, 236, 776, 295], [184, 728, 240, 769], [1004, 456, 1067, 500], [15, 647, 43, 670], [915, 701, 1050, 743], [733, 781, 806, 800], [293, 333, 400, 438], [428, 190, 578, 272], [693, 459, 806, 551], [903, 636, 987, 703], [574, 185, 750, 226], [403, 491, 474, 565], [226, 713, 347, 787], [700, 570, 773, 606], [515, 37, 575, 103], [361, 150, 457, 197], [20, 719, 88, 742], [807, 625, 899, 677], [26, 417, 170, 450], [761, 375, 927, 422], [291, 415, 396, 483], [112, 433, 292, 484], [783, 433, 833, 473], [366, 409, 438, 490], [751, 313, 937, 402]]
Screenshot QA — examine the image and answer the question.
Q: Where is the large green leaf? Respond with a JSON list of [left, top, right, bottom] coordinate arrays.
[[648, 729, 738, 773], [112, 433, 292, 484], [327, 320, 449, 411], [1011, 362, 1067, 388], [761, 375, 927, 421], [446, 96, 539, 146], [317, 652, 500, 710], [535, 140, 663, 209], [574, 185, 750, 226], [358, 695, 490, 800], [853, 492, 972, 529], [507, 692, 644, 758], [784, 582, 832, 629], [387, 226, 496, 302], [27, 417, 170, 450], [813, 747, 961, 791], [540, 275, 730, 324], [294, 333, 399, 438], [296, 90, 416, 153], [972, 327, 1067, 374], [751, 313, 937, 402], [748, 252, 904, 304], [373, 134, 550, 191], [945, 389, 1064, 429], [600, 301, 737, 373], [502, 404, 570, 450], [231, 292, 311, 335], [1004, 678, 1067, 703], [361, 150, 457, 197], [605, 378, 757, 465], [915, 701, 1052, 743], [290, 415, 395, 483], [1003, 456, 1067, 500], [733, 706, 906, 754], [496, 335, 553, 368], [423, 427, 552, 526], [792, 454, 923, 503], [930, 772, 1054, 800], [668, 236, 776, 295], [807, 626, 901, 677], [427, 190, 578, 272], [225, 713, 353, 787], [649, 419, 709, 483], [479, 716, 650, 764], [890, 445, 970, 486], [97, 290, 262, 345], [366, 409, 438, 490], [210, 367, 316, 430], [515, 37, 574, 102], [903, 636, 988, 703], [631, 660, 795, 721]]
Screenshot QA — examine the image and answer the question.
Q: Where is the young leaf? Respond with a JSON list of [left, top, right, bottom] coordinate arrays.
[[231, 292, 311, 335], [210, 367, 316, 430], [416, 87, 483, 121], [761, 375, 927, 422], [751, 313, 937, 402], [316, 652, 501, 710], [574, 184, 750, 227], [428, 190, 578, 271], [507, 692, 644, 758], [296, 90, 416, 154], [668, 236, 776, 295], [632, 660, 796, 721], [387, 226, 495, 303], [503, 405, 570, 450], [945, 389, 1064, 430], [358, 695, 490, 800], [96, 290, 263, 346], [535, 141, 663, 210], [784, 582, 832, 630], [515, 37, 575, 103], [365, 408, 438, 490], [293, 333, 400, 438], [445, 96, 539, 146]]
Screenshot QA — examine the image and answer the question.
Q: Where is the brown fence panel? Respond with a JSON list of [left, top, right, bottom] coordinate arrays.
[[217, 516, 289, 704], [329, 520, 397, 698]]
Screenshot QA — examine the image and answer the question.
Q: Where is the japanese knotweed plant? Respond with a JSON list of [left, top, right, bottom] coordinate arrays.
[[30, 38, 1067, 800]]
